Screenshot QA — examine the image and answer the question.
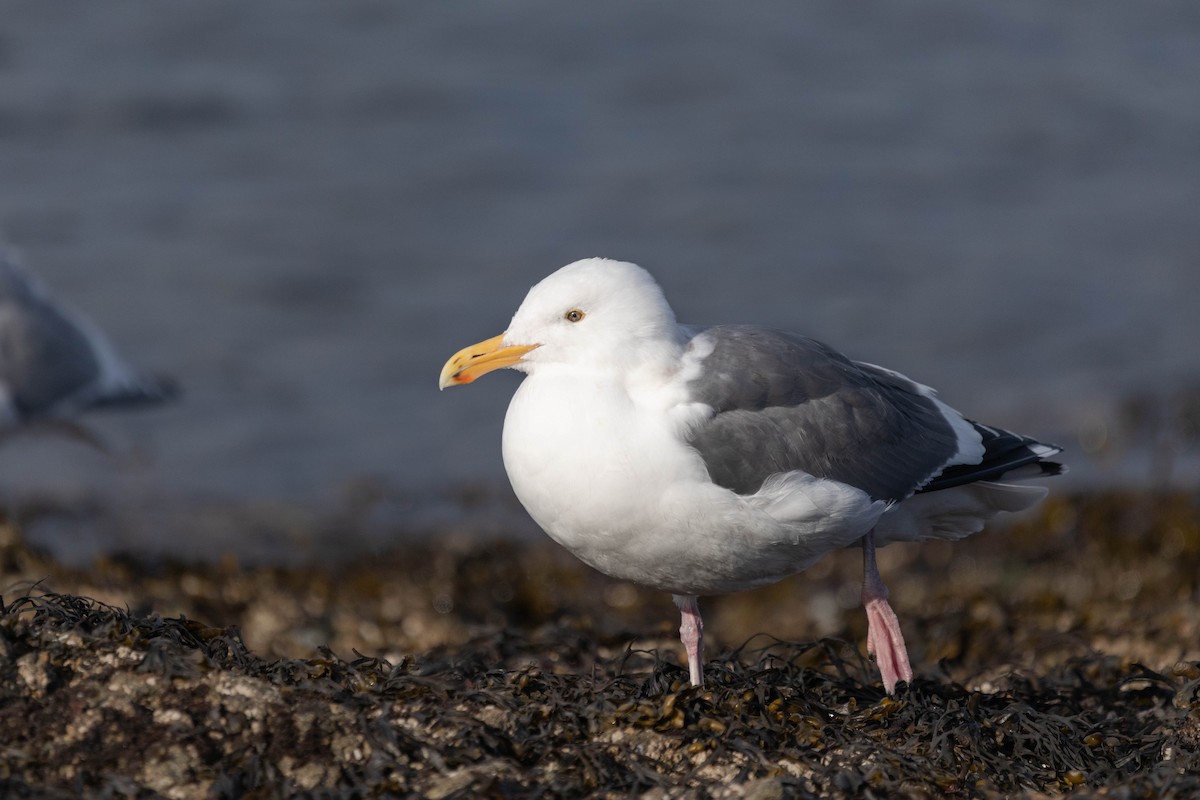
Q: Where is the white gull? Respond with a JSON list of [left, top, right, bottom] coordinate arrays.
[[440, 258, 1062, 692]]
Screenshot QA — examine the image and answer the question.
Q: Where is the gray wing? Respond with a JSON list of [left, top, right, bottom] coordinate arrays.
[[0, 255, 176, 421], [682, 325, 960, 502]]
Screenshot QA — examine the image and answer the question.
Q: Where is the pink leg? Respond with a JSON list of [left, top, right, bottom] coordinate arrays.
[[861, 530, 913, 693], [673, 594, 705, 687]]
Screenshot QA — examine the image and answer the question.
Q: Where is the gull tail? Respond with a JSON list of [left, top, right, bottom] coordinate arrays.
[[876, 481, 1049, 544]]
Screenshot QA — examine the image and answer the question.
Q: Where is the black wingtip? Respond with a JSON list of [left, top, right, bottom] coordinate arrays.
[[918, 425, 1066, 494], [90, 373, 181, 411], [1036, 460, 1067, 478]]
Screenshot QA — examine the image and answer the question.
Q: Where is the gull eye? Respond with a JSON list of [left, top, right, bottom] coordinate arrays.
[[564, 308, 586, 323]]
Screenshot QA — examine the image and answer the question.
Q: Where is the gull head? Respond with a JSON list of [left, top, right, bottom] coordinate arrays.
[[439, 258, 680, 389]]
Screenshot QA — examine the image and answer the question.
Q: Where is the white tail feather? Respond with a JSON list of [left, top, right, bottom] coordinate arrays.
[[875, 481, 1048, 544]]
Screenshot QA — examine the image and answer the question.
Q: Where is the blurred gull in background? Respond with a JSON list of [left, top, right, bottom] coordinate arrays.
[[0, 250, 177, 446]]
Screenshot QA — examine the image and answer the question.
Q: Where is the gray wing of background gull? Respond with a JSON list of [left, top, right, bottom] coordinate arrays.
[[0, 252, 177, 427], [682, 325, 1062, 502]]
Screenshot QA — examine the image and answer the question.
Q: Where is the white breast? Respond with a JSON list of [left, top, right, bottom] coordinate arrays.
[[502, 372, 706, 549]]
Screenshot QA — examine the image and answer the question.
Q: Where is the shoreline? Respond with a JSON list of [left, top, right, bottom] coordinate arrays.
[[1, 489, 1198, 796]]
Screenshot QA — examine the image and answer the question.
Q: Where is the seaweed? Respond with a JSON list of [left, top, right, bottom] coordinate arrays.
[[0, 491, 1198, 797]]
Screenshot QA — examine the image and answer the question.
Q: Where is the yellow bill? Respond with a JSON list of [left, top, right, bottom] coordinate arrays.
[[439, 333, 539, 389]]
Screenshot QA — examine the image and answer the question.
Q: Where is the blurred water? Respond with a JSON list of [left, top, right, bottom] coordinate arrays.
[[0, 1, 1197, 562]]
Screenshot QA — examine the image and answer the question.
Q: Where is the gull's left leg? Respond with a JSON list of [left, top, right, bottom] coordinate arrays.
[[861, 529, 913, 693], [673, 594, 705, 687]]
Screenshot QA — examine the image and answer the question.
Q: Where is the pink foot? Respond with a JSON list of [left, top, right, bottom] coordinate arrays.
[[861, 531, 913, 694], [863, 593, 912, 694]]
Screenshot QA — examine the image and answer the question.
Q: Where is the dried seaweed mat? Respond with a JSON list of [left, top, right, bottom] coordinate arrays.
[[1, 591, 1198, 799]]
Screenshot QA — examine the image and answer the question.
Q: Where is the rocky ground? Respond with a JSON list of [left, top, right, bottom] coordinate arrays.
[[0, 490, 1198, 798]]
